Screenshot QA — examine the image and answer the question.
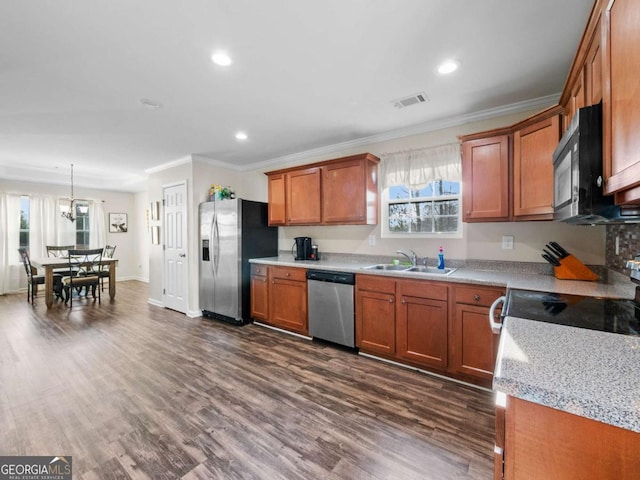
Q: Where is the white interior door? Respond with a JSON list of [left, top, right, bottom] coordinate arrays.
[[163, 182, 188, 313]]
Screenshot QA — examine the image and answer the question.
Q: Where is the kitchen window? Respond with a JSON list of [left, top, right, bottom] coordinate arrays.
[[382, 181, 461, 237], [380, 143, 462, 238]]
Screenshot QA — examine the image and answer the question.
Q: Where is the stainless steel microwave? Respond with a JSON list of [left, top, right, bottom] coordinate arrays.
[[553, 103, 640, 224]]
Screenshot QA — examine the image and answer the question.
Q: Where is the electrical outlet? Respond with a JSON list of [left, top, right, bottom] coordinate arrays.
[[368, 234, 376, 246], [502, 235, 514, 250]]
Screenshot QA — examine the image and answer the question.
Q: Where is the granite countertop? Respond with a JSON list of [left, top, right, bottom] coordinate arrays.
[[250, 254, 636, 299], [494, 317, 640, 432]]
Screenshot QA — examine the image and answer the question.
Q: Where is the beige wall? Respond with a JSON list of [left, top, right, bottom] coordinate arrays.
[[248, 109, 606, 265]]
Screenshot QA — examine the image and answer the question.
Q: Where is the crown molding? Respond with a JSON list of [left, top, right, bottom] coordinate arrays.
[[242, 93, 560, 172], [144, 155, 193, 174]]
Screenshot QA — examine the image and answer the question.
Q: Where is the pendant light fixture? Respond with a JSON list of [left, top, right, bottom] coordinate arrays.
[[60, 164, 88, 222]]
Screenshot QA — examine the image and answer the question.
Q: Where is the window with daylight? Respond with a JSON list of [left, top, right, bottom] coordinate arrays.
[[380, 143, 462, 238], [75, 201, 90, 247], [19, 196, 29, 248], [383, 181, 461, 236]]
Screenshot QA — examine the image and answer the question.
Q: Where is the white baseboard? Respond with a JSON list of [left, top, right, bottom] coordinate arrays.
[[186, 309, 201, 318], [117, 275, 148, 282], [147, 298, 164, 308]]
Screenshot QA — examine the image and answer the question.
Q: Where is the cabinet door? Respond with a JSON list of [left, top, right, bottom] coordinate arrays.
[[603, 0, 640, 195], [451, 303, 498, 380], [396, 294, 448, 369], [462, 135, 510, 222], [322, 159, 365, 224], [267, 173, 286, 226], [268, 277, 308, 335], [585, 21, 602, 106], [250, 274, 269, 321], [286, 167, 322, 224], [356, 289, 396, 356], [513, 115, 560, 219]]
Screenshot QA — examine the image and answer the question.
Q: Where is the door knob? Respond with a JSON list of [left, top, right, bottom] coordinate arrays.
[[179, 253, 186, 258]]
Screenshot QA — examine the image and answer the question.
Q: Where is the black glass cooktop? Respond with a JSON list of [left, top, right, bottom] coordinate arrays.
[[503, 289, 640, 336]]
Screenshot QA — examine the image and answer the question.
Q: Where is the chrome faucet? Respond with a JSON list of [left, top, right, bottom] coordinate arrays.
[[396, 249, 418, 266]]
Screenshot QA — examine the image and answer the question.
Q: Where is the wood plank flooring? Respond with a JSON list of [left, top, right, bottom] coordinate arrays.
[[0, 281, 495, 479]]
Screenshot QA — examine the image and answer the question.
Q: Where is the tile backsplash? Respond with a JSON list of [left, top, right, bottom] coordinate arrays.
[[606, 223, 640, 273]]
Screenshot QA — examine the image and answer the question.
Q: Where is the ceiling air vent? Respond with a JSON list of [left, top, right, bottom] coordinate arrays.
[[392, 92, 429, 109]]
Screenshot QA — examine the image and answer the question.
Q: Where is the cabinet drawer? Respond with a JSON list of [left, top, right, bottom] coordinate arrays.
[[251, 264, 269, 277], [270, 266, 306, 282], [356, 274, 396, 295], [455, 285, 505, 307], [398, 279, 448, 301]]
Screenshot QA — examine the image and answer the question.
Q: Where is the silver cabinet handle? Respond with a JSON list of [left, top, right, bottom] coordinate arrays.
[[474, 294, 480, 301], [389, 298, 394, 303], [489, 296, 506, 334]]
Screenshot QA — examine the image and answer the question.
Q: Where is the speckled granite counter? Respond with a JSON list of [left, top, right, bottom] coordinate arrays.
[[249, 254, 635, 299], [494, 317, 640, 432]]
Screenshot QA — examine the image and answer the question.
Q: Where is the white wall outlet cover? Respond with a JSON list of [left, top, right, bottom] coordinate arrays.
[[502, 235, 514, 249], [368, 234, 376, 246]]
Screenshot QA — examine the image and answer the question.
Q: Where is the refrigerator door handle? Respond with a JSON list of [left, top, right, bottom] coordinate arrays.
[[212, 213, 220, 275]]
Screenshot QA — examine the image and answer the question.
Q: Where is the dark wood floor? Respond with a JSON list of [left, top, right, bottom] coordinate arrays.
[[0, 281, 495, 479]]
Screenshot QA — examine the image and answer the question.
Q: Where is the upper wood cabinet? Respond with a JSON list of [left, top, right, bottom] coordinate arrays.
[[266, 153, 379, 226], [512, 114, 561, 219], [287, 167, 322, 225], [460, 107, 560, 223], [322, 156, 378, 224], [461, 134, 510, 222], [602, 0, 640, 197]]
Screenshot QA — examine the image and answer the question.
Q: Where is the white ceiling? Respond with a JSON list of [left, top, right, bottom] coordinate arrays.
[[0, 0, 593, 192]]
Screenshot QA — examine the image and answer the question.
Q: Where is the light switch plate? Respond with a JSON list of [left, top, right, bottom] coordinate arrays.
[[502, 235, 514, 250], [368, 234, 376, 246]]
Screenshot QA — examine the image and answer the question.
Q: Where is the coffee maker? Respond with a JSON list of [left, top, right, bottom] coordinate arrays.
[[293, 237, 312, 260]]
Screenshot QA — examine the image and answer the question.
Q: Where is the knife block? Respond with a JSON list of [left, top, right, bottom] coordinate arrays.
[[554, 254, 599, 281]]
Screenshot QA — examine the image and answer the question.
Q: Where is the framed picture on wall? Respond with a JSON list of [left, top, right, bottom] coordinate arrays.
[[109, 213, 128, 233], [151, 226, 160, 244], [150, 201, 160, 221]]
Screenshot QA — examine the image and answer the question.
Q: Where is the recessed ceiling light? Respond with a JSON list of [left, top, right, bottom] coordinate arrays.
[[438, 60, 460, 74], [211, 51, 232, 66], [235, 131, 248, 141], [139, 98, 163, 108]]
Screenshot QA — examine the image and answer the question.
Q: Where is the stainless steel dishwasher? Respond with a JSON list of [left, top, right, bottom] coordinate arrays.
[[307, 270, 355, 347]]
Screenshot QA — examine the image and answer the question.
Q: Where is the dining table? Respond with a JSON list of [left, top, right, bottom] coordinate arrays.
[[30, 257, 118, 309]]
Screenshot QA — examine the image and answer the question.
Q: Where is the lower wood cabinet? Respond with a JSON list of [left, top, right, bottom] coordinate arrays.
[[356, 274, 504, 386], [396, 280, 448, 369], [250, 265, 269, 321], [355, 275, 396, 356], [497, 396, 640, 479], [450, 284, 505, 381], [250, 265, 308, 336], [268, 266, 308, 335]]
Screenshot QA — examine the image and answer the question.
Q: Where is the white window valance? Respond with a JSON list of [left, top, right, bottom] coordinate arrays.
[[379, 143, 461, 190]]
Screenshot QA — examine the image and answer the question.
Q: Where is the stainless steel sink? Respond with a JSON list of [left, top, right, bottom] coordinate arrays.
[[407, 266, 457, 276], [363, 264, 412, 271], [362, 264, 457, 276]]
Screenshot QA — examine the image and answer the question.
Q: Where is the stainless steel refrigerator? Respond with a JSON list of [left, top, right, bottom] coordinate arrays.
[[199, 199, 278, 324]]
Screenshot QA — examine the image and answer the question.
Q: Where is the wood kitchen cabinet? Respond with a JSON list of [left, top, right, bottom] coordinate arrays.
[[355, 275, 396, 356], [451, 284, 504, 382], [496, 396, 640, 479], [396, 279, 448, 369], [267, 266, 308, 335], [602, 0, 640, 198], [250, 264, 269, 321], [461, 134, 511, 222], [512, 112, 561, 219], [266, 153, 379, 226], [322, 154, 378, 224], [267, 174, 287, 226]]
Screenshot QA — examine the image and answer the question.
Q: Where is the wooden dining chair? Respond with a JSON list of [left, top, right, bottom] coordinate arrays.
[[62, 249, 103, 306], [46, 245, 74, 258], [18, 247, 63, 303], [46, 244, 76, 277], [99, 245, 116, 291]]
